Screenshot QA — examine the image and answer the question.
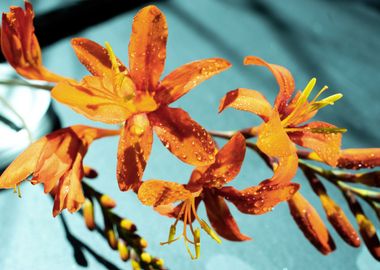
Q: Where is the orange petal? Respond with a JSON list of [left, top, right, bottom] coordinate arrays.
[[288, 121, 342, 167], [219, 180, 299, 215], [52, 145, 86, 216], [257, 109, 296, 157], [1, 3, 64, 82], [129, 5, 167, 91], [244, 56, 295, 113], [117, 114, 153, 191], [0, 137, 47, 188], [218, 88, 272, 121], [156, 58, 231, 104], [271, 153, 298, 185], [337, 148, 380, 170], [51, 77, 133, 124], [71, 38, 128, 77], [288, 192, 335, 254], [194, 133, 246, 189], [137, 180, 192, 207], [203, 190, 251, 241], [149, 106, 216, 166]]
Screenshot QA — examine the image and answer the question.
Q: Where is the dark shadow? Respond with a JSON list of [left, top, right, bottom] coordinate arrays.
[[0, 0, 163, 62], [59, 213, 122, 270]]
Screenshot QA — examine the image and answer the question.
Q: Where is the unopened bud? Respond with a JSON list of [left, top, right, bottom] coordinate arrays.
[[140, 252, 151, 263], [83, 166, 98, 178], [131, 259, 141, 270], [106, 229, 118, 250], [139, 238, 148, 248], [120, 219, 136, 232], [118, 239, 130, 261], [100, 194, 116, 209], [83, 198, 95, 230], [153, 258, 164, 268]]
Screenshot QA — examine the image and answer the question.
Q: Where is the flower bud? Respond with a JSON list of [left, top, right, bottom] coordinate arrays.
[[117, 239, 130, 261], [140, 252, 151, 264], [120, 219, 137, 232], [100, 194, 116, 209], [106, 229, 118, 250], [83, 198, 95, 230]]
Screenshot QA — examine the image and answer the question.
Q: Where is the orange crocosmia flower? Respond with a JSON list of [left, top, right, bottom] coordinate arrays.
[[1, 2, 64, 82], [219, 56, 345, 183], [138, 133, 299, 258], [51, 5, 231, 191], [0, 125, 119, 216]]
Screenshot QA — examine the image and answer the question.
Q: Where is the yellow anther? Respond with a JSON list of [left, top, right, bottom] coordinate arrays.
[[168, 224, 177, 242], [199, 219, 222, 244], [310, 127, 347, 134], [194, 228, 201, 259]]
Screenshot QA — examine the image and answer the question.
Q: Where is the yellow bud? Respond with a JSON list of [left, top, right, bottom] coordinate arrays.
[[120, 219, 136, 232], [140, 252, 152, 263], [131, 259, 141, 270], [83, 198, 95, 230], [118, 239, 130, 261], [106, 229, 118, 250], [154, 258, 164, 267], [100, 194, 116, 209]]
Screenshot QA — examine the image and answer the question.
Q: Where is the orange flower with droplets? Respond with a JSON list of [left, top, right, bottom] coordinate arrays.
[[1, 2, 65, 82], [138, 133, 299, 258], [0, 125, 119, 216], [51, 5, 231, 191], [219, 56, 345, 184]]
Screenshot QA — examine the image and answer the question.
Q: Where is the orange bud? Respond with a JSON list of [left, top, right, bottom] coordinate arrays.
[[83, 199, 95, 230], [288, 192, 335, 254], [337, 148, 380, 170], [139, 238, 148, 248], [83, 166, 98, 178], [106, 229, 118, 250], [320, 195, 360, 247], [117, 239, 130, 261], [100, 194, 116, 209]]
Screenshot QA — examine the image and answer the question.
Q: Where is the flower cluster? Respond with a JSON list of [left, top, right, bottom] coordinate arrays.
[[1, 1, 380, 267]]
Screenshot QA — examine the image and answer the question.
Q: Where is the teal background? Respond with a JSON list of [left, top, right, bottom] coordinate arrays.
[[0, 0, 379, 269]]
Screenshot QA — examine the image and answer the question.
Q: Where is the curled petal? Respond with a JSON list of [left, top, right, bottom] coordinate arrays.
[[156, 58, 231, 104], [52, 146, 85, 217], [288, 121, 342, 167], [0, 137, 47, 188], [71, 38, 127, 77], [203, 190, 251, 241], [51, 77, 133, 124], [138, 180, 192, 207], [337, 148, 380, 170], [117, 114, 153, 191], [244, 56, 295, 112], [288, 192, 335, 255], [257, 109, 296, 158], [149, 106, 216, 166], [271, 153, 298, 185], [194, 133, 246, 188], [1, 2, 64, 82], [129, 5, 168, 91], [218, 88, 272, 121], [218, 180, 299, 215]]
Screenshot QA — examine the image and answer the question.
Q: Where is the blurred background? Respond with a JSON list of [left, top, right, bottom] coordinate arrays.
[[0, 0, 379, 269]]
